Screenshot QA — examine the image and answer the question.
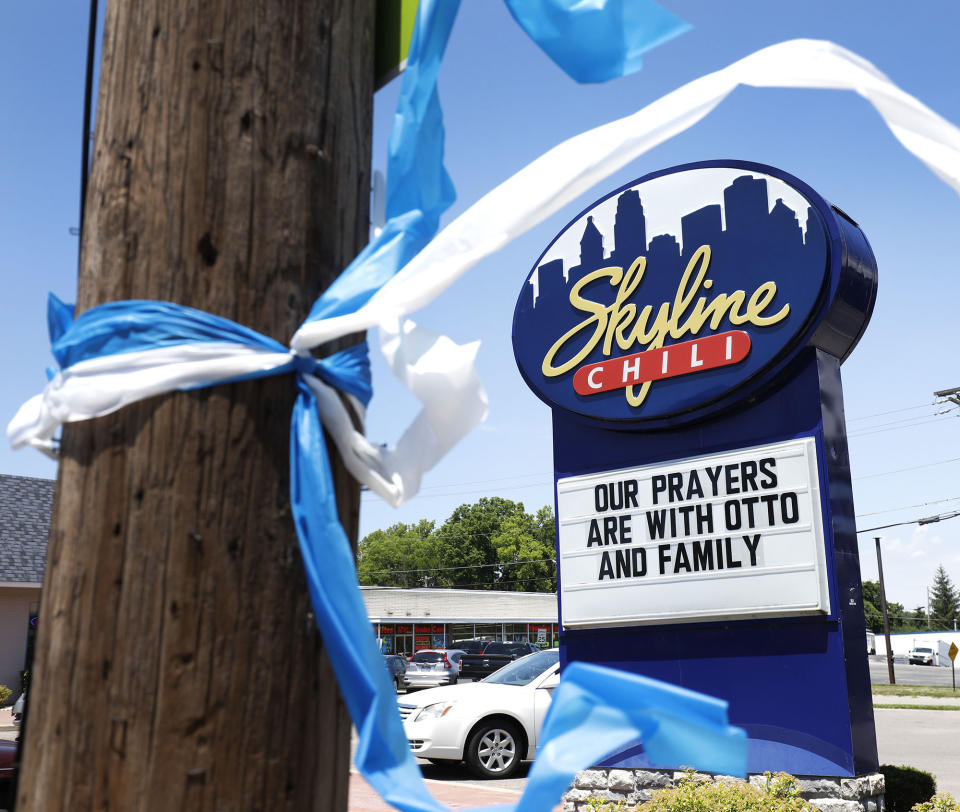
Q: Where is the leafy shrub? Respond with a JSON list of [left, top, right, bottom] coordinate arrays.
[[585, 798, 625, 812], [638, 771, 815, 812], [882, 765, 937, 812], [0, 685, 10, 706], [912, 794, 959, 812]]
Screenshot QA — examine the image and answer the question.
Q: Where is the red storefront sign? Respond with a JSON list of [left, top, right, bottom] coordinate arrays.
[[573, 330, 751, 395]]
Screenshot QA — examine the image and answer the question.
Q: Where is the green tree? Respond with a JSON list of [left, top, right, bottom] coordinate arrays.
[[862, 580, 882, 632], [861, 580, 911, 631], [433, 497, 529, 588], [929, 565, 960, 630], [356, 498, 559, 592], [887, 600, 908, 630], [490, 505, 557, 592], [357, 519, 438, 587]]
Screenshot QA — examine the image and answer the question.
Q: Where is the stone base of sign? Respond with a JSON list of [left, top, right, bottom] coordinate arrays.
[[562, 768, 885, 812]]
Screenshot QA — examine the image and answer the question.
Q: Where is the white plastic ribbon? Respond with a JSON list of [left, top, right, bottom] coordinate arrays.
[[304, 319, 487, 507], [8, 343, 293, 457], [292, 37, 960, 350], [15, 40, 960, 513], [7, 326, 486, 509]]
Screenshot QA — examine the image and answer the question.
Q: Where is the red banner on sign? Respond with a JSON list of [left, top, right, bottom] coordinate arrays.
[[572, 330, 751, 396]]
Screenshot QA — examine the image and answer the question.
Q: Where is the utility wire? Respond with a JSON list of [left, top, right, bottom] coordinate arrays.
[[362, 443, 960, 500], [849, 414, 956, 440], [854, 455, 960, 482], [857, 508, 960, 534], [369, 576, 557, 590], [357, 497, 960, 547], [864, 611, 959, 622], [847, 402, 938, 422], [360, 557, 556, 575], [362, 478, 553, 501], [849, 408, 954, 432], [856, 495, 960, 518]]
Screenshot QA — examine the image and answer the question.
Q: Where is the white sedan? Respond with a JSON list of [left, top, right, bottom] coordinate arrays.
[[398, 648, 559, 778]]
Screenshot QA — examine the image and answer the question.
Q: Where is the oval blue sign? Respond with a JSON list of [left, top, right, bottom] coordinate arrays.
[[512, 161, 877, 427]]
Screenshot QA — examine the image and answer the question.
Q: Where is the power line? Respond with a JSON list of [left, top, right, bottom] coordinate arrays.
[[361, 443, 960, 502], [847, 402, 937, 422], [849, 414, 956, 440], [857, 508, 960, 534], [359, 557, 556, 575], [856, 495, 960, 518], [358, 496, 960, 550], [362, 478, 553, 501], [849, 408, 954, 432], [360, 524, 555, 544], [368, 576, 557, 590], [864, 611, 958, 622], [408, 471, 552, 492], [854, 455, 960, 482]]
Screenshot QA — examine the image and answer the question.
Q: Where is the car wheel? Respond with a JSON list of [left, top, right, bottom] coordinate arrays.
[[465, 720, 523, 779]]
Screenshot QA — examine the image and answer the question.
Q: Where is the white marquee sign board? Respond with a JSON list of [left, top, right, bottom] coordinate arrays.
[[557, 437, 831, 627]]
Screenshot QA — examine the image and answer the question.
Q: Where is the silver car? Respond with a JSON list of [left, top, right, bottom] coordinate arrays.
[[403, 649, 466, 691]]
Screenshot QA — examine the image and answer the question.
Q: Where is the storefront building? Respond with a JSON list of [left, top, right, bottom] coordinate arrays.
[[0, 475, 54, 698], [362, 586, 558, 655]]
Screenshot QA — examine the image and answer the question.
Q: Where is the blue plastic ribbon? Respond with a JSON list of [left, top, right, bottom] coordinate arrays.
[[24, 2, 746, 810], [505, 0, 692, 83], [302, 0, 690, 327], [39, 295, 745, 812], [303, 0, 460, 326]]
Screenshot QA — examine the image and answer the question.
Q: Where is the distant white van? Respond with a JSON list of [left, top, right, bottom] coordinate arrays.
[[866, 631, 876, 655]]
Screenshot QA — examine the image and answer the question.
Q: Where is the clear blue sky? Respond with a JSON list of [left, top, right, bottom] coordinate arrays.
[[2, 2, 959, 615]]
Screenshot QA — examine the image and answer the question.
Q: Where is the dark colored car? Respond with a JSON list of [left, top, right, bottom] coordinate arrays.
[[0, 738, 16, 809], [384, 654, 408, 691], [458, 641, 542, 681], [450, 639, 492, 655]]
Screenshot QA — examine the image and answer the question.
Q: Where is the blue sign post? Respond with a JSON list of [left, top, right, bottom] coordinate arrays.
[[513, 161, 879, 776]]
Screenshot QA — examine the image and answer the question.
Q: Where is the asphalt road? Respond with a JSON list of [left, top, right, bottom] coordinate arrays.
[[387, 662, 960, 797], [875, 707, 960, 796], [402, 707, 960, 799], [869, 655, 957, 687]]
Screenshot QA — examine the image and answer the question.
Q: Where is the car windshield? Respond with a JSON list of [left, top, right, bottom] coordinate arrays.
[[915, 648, 933, 653], [483, 642, 530, 656], [453, 640, 487, 653], [411, 652, 446, 663], [482, 649, 559, 686]]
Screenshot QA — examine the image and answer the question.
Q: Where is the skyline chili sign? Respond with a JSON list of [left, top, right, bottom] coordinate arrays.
[[512, 160, 881, 778], [513, 161, 871, 427]]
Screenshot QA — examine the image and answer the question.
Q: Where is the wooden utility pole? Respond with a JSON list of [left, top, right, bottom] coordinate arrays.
[[875, 537, 896, 686], [18, 2, 373, 810]]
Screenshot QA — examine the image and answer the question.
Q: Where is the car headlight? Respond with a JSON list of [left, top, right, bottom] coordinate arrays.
[[414, 702, 456, 722]]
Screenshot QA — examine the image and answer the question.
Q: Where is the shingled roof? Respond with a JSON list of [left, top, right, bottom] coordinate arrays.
[[0, 474, 55, 583]]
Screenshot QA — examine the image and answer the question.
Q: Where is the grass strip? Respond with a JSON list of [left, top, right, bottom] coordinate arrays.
[[873, 684, 959, 698], [874, 703, 960, 711]]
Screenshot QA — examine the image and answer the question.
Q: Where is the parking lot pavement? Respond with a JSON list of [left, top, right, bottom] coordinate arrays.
[[869, 656, 956, 687], [875, 707, 960, 796], [348, 770, 523, 810], [373, 673, 960, 807]]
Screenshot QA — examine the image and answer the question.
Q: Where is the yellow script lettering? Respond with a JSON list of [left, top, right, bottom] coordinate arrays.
[[542, 245, 791, 408]]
